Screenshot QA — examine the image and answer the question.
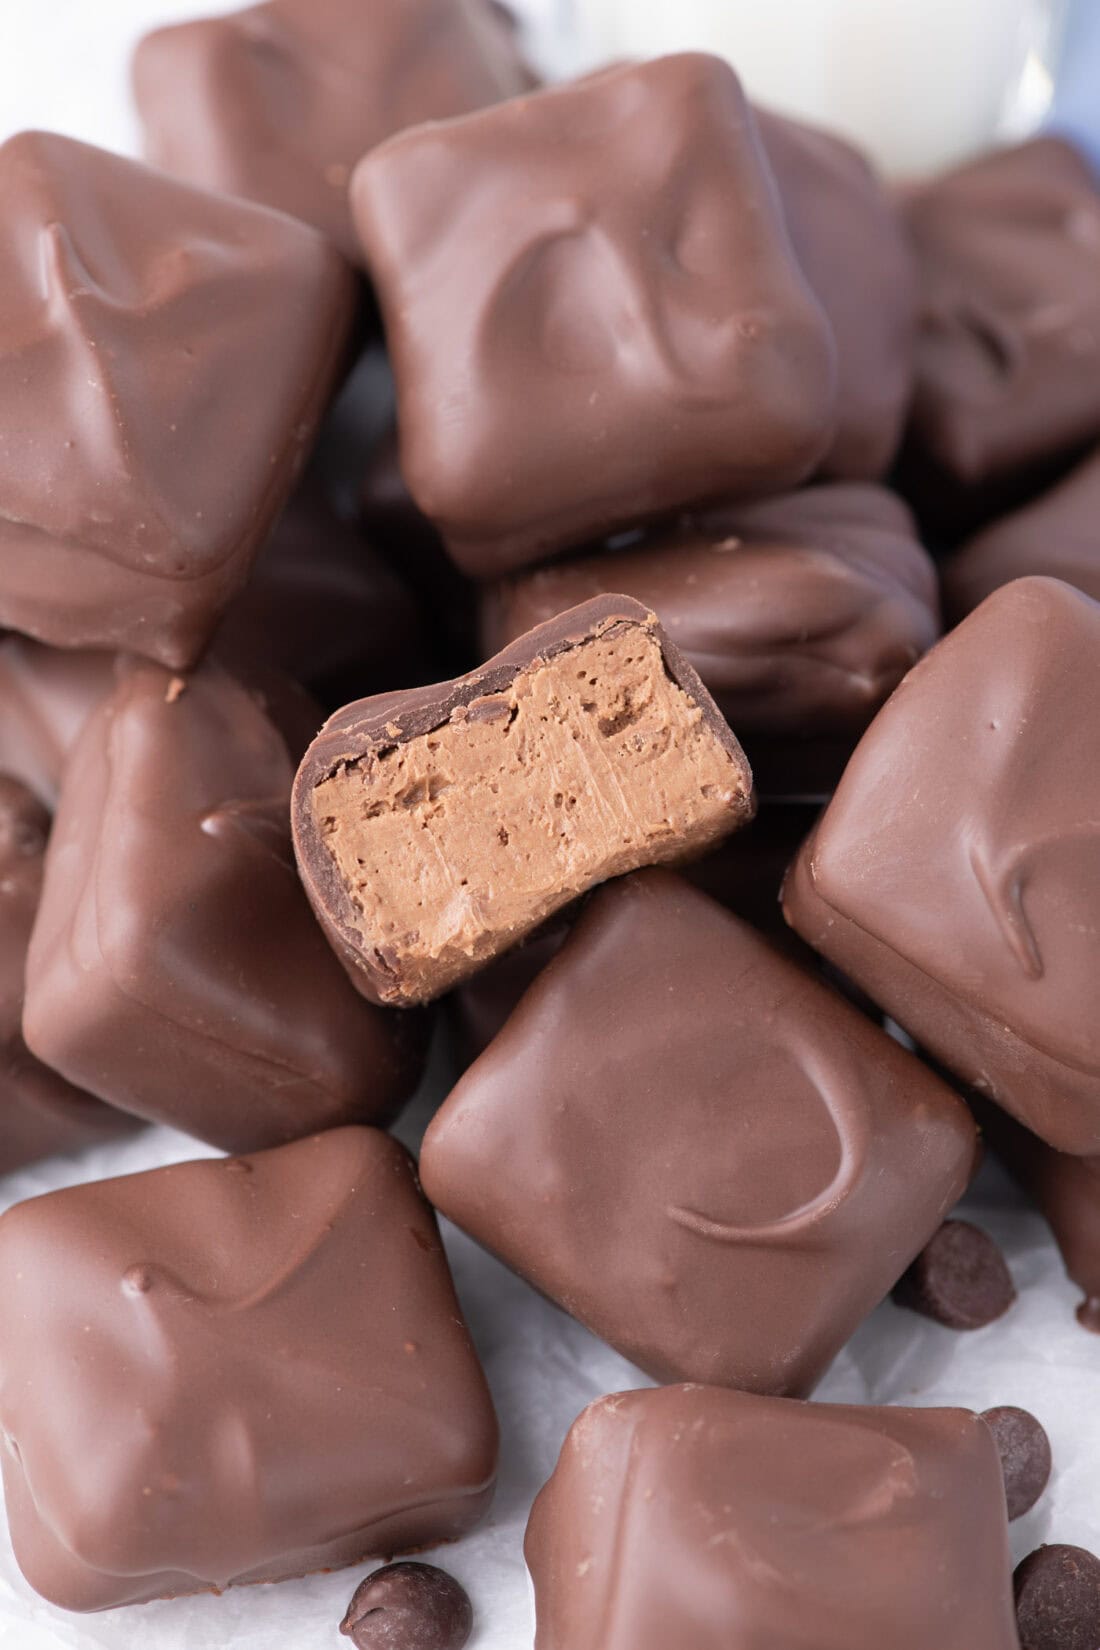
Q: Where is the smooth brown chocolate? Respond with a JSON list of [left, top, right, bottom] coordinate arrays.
[[756, 108, 917, 481], [480, 483, 939, 794], [0, 130, 354, 668], [902, 138, 1100, 533], [421, 870, 976, 1395], [351, 54, 837, 577], [1015, 1546, 1100, 1650], [784, 577, 1100, 1155], [293, 596, 754, 1008], [0, 1128, 498, 1610], [24, 659, 421, 1151], [892, 1220, 1017, 1329], [0, 776, 131, 1175], [943, 444, 1100, 623], [525, 1385, 1019, 1650], [981, 1407, 1052, 1521], [341, 1562, 473, 1650], [0, 636, 116, 806], [133, 0, 532, 262]]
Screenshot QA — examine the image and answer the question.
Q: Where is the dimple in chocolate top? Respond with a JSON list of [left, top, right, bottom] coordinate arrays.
[[351, 54, 836, 577], [133, 0, 532, 262], [0, 130, 355, 668], [785, 575, 1100, 1155], [525, 1385, 1019, 1650]]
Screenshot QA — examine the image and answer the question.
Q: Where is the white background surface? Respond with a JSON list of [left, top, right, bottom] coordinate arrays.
[[2, 4, 1099, 1648]]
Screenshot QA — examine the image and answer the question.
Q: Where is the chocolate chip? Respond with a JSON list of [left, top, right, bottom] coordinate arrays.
[[340, 1562, 473, 1650], [981, 1407, 1052, 1519], [1015, 1545, 1100, 1650], [891, 1219, 1016, 1328]]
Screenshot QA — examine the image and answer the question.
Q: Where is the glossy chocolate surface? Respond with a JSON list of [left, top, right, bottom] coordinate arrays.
[[0, 776, 131, 1175], [943, 443, 1100, 623], [293, 595, 753, 1007], [903, 138, 1100, 521], [351, 55, 836, 576], [525, 1385, 1019, 1650], [0, 130, 354, 668], [24, 659, 421, 1151], [0, 636, 116, 806], [785, 576, 1100, 1154], [0, 1128, 498, 1610], [421, 870, 976, 1395], [134, 0, 532, 262], [757, 108, 917, 480]]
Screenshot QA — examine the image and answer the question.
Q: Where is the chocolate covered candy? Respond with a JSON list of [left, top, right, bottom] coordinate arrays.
[[0, 1128, 498, 1610], [0, 131, 354, 668], [757, 108, 917, 481], [903, 138, 1100, 529], [293, 596, 754, 1008], [0, 635, 115, 805], [943, 444, 1100, 623], [24, 659, 420, 1151], [481, 483, 939, 793], [525, 1385, 1019, 1650], [133, 0, 531, 262], [785, 576, 1100, 1154], [421, 870, 976, 1395], [0, 776, 131, 1175], [351, 54, 836, 577]]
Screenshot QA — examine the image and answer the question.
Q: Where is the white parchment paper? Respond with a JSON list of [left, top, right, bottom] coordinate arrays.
[[2, 5, 1099, 1645]]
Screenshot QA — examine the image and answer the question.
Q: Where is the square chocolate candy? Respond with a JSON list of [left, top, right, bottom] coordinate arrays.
[[785, 575, 1100, 1155], [0, 1128, 498, 1610], [420, 869, 976, 1394], [351, 54, 836, 576], [0, 131, 354, 668], [525, 1385, 1019, 1650], [133, 0, 532, 261]]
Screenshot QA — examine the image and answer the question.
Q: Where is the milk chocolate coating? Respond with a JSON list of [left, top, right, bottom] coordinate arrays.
[[903, 138, 1100, 528], [24, 659, 421, 1151], [756, 108, 917, 481], [0, 130, 355, 668], [784, 576, 1100, 1155], [421, 870, 976, 1395], [215, 479, 430, 709], [943, 444, 1100, 623], [0, 776, 131, 1176], [480, 484, 939, 774], [293, 595, 754, 1008], [525, 1385, 1019, 1650], [0, 636, 116, 806], [351, 54, 837, 577], [0, 1128, 498, 1611], [133, 0, 532, 263]]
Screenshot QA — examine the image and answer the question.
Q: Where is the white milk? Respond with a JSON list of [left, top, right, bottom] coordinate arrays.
[[575, 0, 1065, 176]]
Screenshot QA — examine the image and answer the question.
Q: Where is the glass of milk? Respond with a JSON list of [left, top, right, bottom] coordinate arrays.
[[564, 0, 1068, 177]]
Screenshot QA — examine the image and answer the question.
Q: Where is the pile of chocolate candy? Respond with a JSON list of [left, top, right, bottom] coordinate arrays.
[[1, 2, 1099, 1646]]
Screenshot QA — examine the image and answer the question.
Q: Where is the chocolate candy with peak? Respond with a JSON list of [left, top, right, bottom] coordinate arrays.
[[892, 1220, 1016, 1329], [133, 0, 531, 263], [421, 870, 976, 1395], [902, 138, 1100, 533], [756, 109, 918, 481], [24, 659, 421, 1152], [1015, 1546, 1100, 1650], [0, 1127, 498, 1611], [481, 483, 939, 795], [0, 776, 132, 1175], [351, 54, 836, 577], [341, 1562, 473, 1650], [0, 130, 354, 669], [981, 1407, 1052, 1521], [784, 577, 1100, 1155], [943, 444, 1100, 623], [525, 1385, 1019, 1650], [215, 480, 430, 709], [293, 595, 754, 1008]]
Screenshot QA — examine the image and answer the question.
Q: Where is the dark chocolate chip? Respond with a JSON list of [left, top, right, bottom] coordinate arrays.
[[1014, 1545, 1100, 1650], [340, 1562, 473, 1650], [981, 1406, 1052, 1519], [891, 1219, 1016, 1328]]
